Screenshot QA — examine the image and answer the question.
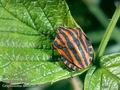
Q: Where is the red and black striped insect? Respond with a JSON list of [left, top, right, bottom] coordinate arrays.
[[53, 27, 94, 70]]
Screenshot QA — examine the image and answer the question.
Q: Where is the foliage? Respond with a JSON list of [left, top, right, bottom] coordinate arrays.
[[85, 53, 120, 90], [0, 0, 87, 85], [0, 0, 120, 90]]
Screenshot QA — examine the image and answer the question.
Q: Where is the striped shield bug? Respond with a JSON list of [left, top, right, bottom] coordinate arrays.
[[53, 27, 94, 70]]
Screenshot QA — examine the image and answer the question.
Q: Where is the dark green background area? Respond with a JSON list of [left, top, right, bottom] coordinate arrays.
[[1, 0, 119, 90]]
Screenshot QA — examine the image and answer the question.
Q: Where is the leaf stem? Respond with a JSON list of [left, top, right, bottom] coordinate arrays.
[[71, 77, 83, 90], [96, 3, 120, 58]]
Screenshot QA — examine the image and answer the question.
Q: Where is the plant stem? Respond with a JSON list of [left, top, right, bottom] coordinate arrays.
[[71, 77, 83, 90], [96, 3, 120, 58]]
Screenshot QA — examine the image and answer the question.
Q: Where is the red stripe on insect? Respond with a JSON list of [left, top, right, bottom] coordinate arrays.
[[54, 45, 72, 63], [56, 32, 81, 68], [67, 29, 91, 65], [61, 29, 87, 67]]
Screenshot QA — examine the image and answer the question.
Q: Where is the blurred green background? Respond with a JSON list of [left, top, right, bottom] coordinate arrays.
[[1, 0, 120, 90]]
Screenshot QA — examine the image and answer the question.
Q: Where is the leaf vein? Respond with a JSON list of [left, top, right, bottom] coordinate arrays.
[[0, 0, 37, 31]]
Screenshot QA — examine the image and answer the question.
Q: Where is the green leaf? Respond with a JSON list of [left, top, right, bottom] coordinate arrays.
[[0, 0, 88, 85], [0, 47, 89, 85], [84, 53, 120, 90]]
